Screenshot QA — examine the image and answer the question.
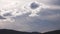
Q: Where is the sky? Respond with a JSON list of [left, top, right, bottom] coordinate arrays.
[[0, 0, 60, 33]]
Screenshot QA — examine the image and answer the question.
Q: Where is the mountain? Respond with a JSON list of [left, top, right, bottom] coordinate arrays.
[[43, 30, 60, 34], [0, 29, 41, 34], [0, 29, 60, 34]]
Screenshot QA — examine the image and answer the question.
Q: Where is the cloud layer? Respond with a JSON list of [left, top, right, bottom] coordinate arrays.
[[0, 0, 60, 33]]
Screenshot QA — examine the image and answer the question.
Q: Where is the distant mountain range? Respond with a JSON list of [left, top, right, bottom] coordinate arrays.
[[0, 29, 60, 34]]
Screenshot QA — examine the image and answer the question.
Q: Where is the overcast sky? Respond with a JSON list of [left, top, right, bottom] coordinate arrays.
[[0, 0, 60, 33]]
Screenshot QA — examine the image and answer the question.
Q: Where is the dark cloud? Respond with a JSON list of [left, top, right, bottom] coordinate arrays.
[[53, 0, 60, 5], [39, 9, 60, 16], [48, 0, 60, 5], [30, 2, 39, 9], [0, 16, 6, 19], [39, 0, 60, 6], [3, 13, 12, 16]]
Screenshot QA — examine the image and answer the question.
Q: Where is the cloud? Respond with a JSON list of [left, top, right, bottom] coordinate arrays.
[[1, 0, 60, 18], [0, 0, 51, 21], [0, 0, 60, 33], [11, 8, 60, 33], [1, 8, 60, 33], [38, 0, 60, 5], [0, 16, 6, 19]]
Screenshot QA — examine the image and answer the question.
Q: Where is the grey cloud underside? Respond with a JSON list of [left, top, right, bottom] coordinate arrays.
[[0, 16, 6, 19], [2, 8, 60, 33], [3, 13, 12, 16], [40, 9, 60, 16], [39, 0, 60, 6], [30, 2, 39, 9]]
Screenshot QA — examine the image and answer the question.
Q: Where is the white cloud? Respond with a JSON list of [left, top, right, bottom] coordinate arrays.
[[0, 0, 60, 22], [0, 0, 50, 22]]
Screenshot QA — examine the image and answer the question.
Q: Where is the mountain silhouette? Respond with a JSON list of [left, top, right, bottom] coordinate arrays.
[[0, 29, 41, 34], [0, 29, 60, 34], [43, 30, 60, 34]]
